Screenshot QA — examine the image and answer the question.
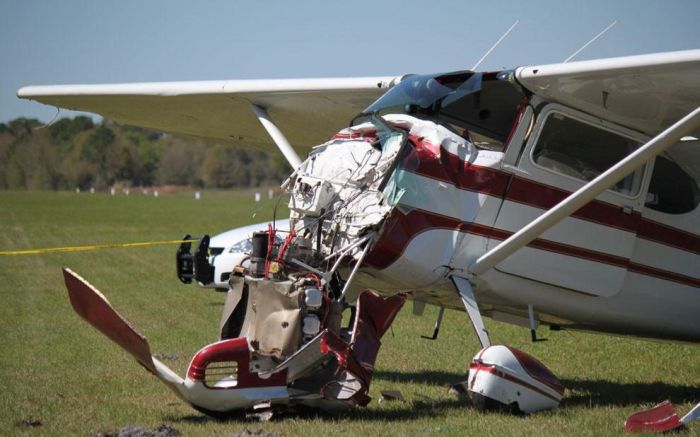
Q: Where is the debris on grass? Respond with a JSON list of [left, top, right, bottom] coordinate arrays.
[[378, 390, 404, 403], [228, 430, 280, 437], [93, 424, 180, 437], [153, 352, 180, 361], [448, 381, 469, 396], [16, 417, 42, 428]]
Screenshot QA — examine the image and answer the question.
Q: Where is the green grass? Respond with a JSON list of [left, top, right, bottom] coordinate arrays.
[[0, 190, 697, 436]]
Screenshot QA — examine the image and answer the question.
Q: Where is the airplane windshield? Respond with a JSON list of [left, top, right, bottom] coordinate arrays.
[[359, 70, 526, 149]]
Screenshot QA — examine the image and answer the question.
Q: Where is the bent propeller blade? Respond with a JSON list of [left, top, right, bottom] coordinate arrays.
[[62, 267, 157, 374]]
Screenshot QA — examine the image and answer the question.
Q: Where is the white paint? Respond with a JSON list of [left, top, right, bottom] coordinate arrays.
[[516, 49, 700, 137], [632, 238, 698, 279], [471, 106, 700, 276], [251, 104, 302, 169], [453, 276, 490, 347], [468, 345, 562, 413], [18, 76, 397, 98]]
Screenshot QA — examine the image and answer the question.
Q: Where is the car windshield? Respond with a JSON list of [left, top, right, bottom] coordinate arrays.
[[359, 70, 526, 150]]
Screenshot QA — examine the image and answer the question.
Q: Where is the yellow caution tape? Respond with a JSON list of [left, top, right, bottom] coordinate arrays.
[[0, 239, 199, 256]]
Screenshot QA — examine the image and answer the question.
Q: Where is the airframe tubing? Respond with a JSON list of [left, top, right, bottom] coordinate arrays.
[[469, 105, 700, 276], [251, 104, 302, 169]]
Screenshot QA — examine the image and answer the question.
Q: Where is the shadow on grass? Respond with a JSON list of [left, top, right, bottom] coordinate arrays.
[[161, 372, 698, 424], [164, 398, 470, 424], [375, 369, 464, 386], [561, 378, 699, 407], [376, 369, 699, 407]]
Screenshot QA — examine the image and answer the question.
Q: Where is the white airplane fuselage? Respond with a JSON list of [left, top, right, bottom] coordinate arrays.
[[331, 98, 700, 343]]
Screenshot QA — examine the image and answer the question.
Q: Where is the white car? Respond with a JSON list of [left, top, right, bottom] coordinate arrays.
[[176, 221, 288, 290]]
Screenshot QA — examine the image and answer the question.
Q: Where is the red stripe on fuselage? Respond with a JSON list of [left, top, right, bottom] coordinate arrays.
[[366, 208, 700, 288], [405, 139, 699, 255], [408, 140, 510, 197], [469, 362, 561, 402]]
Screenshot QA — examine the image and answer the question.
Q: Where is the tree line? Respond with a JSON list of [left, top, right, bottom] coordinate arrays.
[[0, 116, 292, 190]]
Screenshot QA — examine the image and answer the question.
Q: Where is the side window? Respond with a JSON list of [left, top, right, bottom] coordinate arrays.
[[645, 156, 700, 214], [532, 112, 643, 195]]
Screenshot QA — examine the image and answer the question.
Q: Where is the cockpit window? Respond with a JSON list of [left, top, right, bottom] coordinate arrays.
[[532, 111, 643, 196], [645, 155, 700, 214], [360, 71, 525, 151]]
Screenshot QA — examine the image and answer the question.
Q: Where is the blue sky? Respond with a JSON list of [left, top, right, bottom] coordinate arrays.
[[2, 0, 699, 122]]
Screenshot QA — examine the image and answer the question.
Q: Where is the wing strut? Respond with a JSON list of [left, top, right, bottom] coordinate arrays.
[[453, 276, 491, 348], [469, 106, 700, 276], [251, 104, 302, 169]]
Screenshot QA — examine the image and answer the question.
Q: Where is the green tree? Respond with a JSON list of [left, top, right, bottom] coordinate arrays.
[[7, 118, 41, 138], [81, 125, 115, 170], [48, 116, 93, 146], [158, 142, 196, 185]]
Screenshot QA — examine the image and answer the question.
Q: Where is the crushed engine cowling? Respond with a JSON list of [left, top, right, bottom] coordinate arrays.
[[180, 115, 417, 414], [62, 115, 451, 416]]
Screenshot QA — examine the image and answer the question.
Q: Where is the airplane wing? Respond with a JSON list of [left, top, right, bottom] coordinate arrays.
[[516, 49, 700, 137], [17, 76, 398, 157]]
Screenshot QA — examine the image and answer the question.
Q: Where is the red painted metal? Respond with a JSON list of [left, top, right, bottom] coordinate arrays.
[[624, 400, 684, 433], [367, 207, 699, 287], [469, 362, 560, 402], [319, 291, 406, 405], [405, 136, 699, 254], [187, 338, 287, 389], [365, 133, 697, 286], [507, 347, 564, 396], [62, 268, 157, 374]]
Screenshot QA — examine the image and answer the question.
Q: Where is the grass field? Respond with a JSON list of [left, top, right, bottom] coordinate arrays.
[[0, 190, 698, 436]]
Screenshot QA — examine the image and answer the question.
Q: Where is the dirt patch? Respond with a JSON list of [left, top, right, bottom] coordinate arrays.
[[93, 424, 179, 437]]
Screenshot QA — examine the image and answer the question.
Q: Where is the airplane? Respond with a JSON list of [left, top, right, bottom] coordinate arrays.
[[17, 48, 700, 431]]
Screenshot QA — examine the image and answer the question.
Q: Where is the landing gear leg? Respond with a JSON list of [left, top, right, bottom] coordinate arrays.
[[452, 276, 490, 348]]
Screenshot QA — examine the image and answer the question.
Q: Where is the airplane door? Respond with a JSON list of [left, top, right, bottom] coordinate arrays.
[[492, 104, 648, 297]]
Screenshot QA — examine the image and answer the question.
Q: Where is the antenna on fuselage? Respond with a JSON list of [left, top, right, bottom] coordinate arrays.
[[471, 20, 519, 71], [563, 20, 617, 63]]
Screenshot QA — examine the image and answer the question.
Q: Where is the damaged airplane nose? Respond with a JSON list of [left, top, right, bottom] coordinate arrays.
[[62, 114, 481, 416]]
